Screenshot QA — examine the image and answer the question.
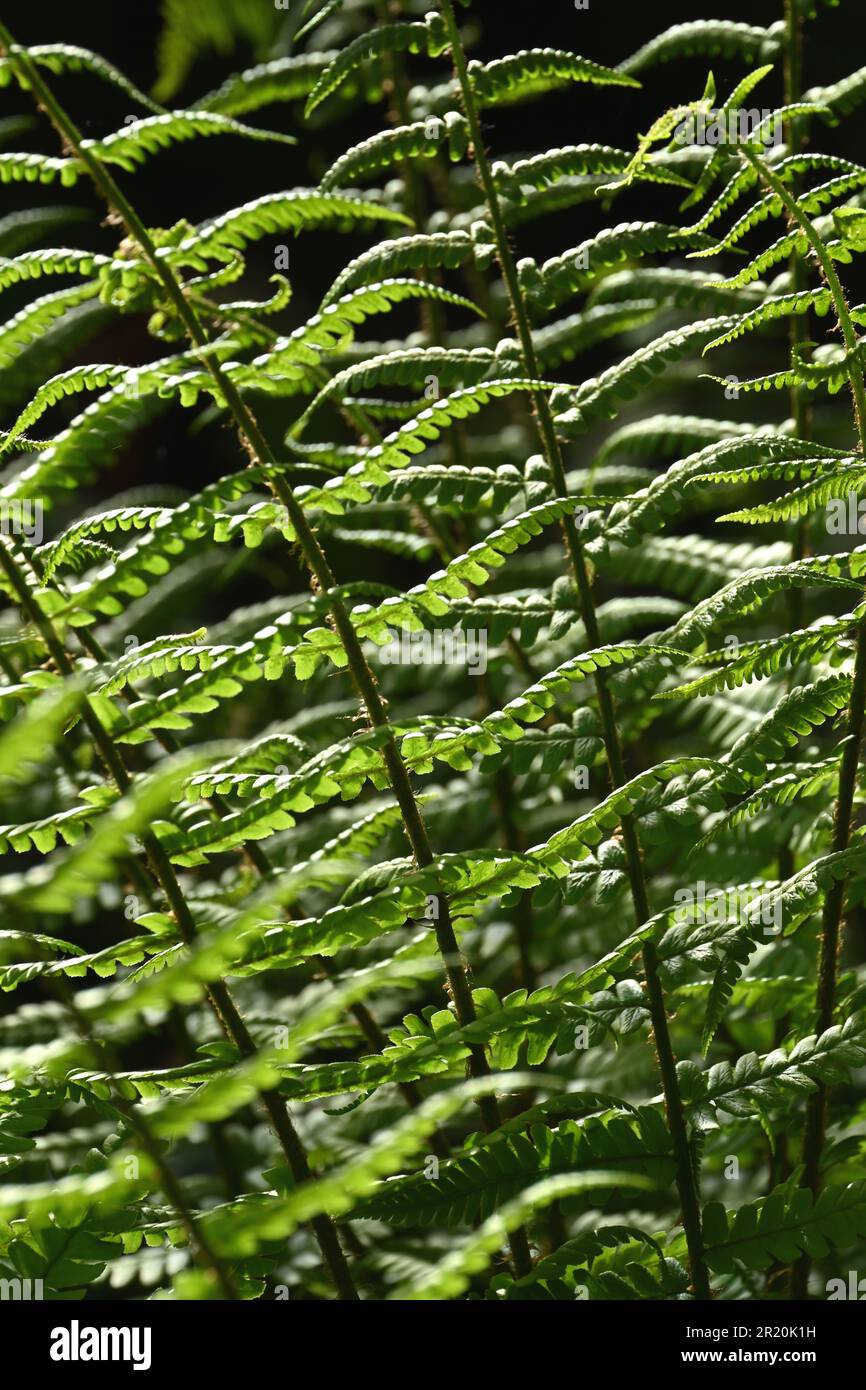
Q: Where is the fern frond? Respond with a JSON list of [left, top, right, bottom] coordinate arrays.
[[618, 21, 782, 75], [0, 247, 109, 293], [555, 317, 733, 435], [81, 112, 297, 173], [355, 1109, 672, 1228], [320, 229, 490, 308], [702, 1181, 866, 1274], [492, 145, 690, 203], [696, 759, 839, 849], [0, 42, 165, 113], [656, 615, 856, 699], [305, 18, 447, 116], [807, 65, 866, 117], [199, 52, 339, 115], [0, 152, 81, 187], [518, 223, 706, 315], [320, 113, 468, 192], [467, 50, 640, 106], [0, 281, 99, 368], [167, 191, 410, 268]]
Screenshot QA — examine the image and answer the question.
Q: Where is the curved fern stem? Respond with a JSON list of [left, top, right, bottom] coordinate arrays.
[[767, 0, 810, 1217], [0, 20, 531, 1281], [438, 0, 711, 1297], [22, 585, 370, 1195], [783, 0, 811, 627], [47, 966, 239, 1299], [353, 17, 540, 991], [65, 603, 441, 1141], [0, 541, 243, 1297], [0, 536, 359, 1301], [745, 145, 866, 1297]]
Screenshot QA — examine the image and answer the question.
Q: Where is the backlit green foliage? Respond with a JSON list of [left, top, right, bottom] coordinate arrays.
[[0, 0, 865, 1306]]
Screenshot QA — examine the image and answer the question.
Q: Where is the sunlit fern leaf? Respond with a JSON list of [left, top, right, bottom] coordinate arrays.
[[702, 289, 834, 351], [354, 1108, 673, 1228], [719, 468, 866, 525], [165, 191, 411, 269], [0, 363, 134, 457], [690, 173, 866, 261], [678, 65, 783, 210], [518, 223, 711, 316], [695, 759, 839, 852], [0, 282, 100, 370], [80, 111, 297, 175], [617, 20, 782, 76], [725, 674, 853, 769], [0, 247, 110, 293], [467, 50, 641, 107], [656, 616, 856, 700], [492, 145, 691, 204], [554, 317, 734, 435], [806, 65, 866, 117], [320, 113, 468, 192], [296, 346, 500, 430], [305, 17, 448, 117], [0, 42, 166, 113], [0, 153, 82, 187], [320, 229, 491, 308], [660, 556, 861, 649], [198, 51, 339, 115], [284, 378, 558, 508]]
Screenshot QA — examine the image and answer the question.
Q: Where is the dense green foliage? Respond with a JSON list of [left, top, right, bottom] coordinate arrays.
[[0, 0, 865, 1302]]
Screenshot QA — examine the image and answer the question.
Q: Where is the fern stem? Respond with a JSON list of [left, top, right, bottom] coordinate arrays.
[[8, 616, 298, 1290], [770, 1, 808, 1228], [0, 21, 532, 1280], [225, 838, 446, 1141], [438, 0, 710, 1296], [330, 16, 540, 991], [783, 0, 810, 450], [27, 924, 239, 1297], [6, 572, 356, 1197], [742, 153, 866, 434], [73, 612, 438, 1131], [745, 145, 866, 1296], [782, 0, 811, 633], [0, 533, 360, 1301]]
